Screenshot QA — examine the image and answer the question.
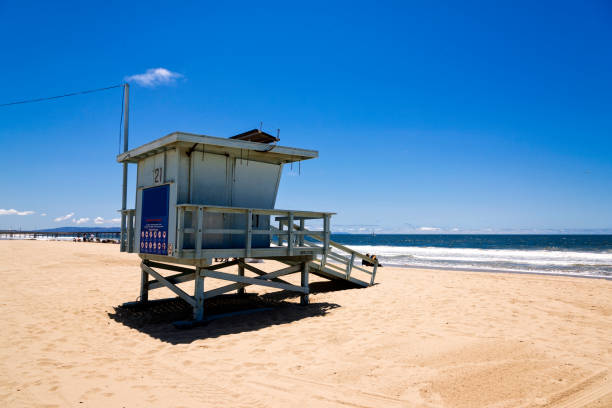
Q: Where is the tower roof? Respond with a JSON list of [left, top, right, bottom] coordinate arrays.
[[116, 131, 317, 165]]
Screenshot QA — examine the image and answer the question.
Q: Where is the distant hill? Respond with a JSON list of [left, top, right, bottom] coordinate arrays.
[[34, 227, 120, 233]]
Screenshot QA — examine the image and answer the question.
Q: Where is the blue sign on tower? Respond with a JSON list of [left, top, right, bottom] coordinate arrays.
[[140, 184, 169, 255]]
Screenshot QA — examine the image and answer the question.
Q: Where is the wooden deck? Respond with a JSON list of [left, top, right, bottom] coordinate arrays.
[[123, 204, 378, 323]]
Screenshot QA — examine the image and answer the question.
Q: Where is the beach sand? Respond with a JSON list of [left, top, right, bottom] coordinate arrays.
[[0, 240, 610, 407]]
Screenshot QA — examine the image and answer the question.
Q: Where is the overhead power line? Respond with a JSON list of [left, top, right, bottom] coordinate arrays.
[[0, 84, 124, 107]]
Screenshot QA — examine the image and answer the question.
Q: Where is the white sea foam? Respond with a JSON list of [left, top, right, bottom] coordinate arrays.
[[344, 245, 612, 277]]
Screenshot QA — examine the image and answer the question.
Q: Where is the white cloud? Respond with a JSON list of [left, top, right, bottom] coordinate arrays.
[[72, 217, 90, 225], [54, 212, 74, 222], [0, 208, 35, 216], [41, 213, 47, 216], [94, 216, 121, 225], [125, 67, 183, 87], [419, 227, 440, 231]]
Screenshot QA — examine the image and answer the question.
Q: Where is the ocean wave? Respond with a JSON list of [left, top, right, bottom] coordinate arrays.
[[344, 245, 612, 277]]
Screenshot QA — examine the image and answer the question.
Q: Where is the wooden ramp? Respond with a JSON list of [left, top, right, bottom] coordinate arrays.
[[276, 220, 379, 288]]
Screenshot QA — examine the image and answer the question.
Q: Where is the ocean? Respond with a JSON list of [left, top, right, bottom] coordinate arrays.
[[331, 234, 612, 279], [4, 232, 611, 279]]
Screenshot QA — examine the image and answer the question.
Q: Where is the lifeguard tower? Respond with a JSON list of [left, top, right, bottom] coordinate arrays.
[[117, 129, 378, 322]]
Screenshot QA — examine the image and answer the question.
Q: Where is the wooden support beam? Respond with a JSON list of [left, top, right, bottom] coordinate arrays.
[[194, 266, 204, 320], [140, 263, 149, 302], [203, 282, 246, 299], [236, 260, 268, 276], [147, 259, 237, 280], [141, 262, 196, 307], [237, 258, 245, 295], [201, 269, 307, 293], [203, 263, 305, 300], [207, 259, 239, 270], [301, 261, 309, 305], [238, 261, 299, 285], [288, 212, 294, 256], [146, 260, 234, 290], [265, 255, 315, 263], [148, 270, 195, 290], [147, 261, 195, 274]]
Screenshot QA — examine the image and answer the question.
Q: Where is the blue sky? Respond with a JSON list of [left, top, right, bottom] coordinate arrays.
[[1, 1, 611, 233]]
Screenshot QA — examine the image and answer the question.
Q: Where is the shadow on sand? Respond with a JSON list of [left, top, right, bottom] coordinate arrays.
[[108, 280, 360, 344]]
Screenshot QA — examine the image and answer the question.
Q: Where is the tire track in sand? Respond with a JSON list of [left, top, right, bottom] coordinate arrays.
[[543, 370, 611, 408]]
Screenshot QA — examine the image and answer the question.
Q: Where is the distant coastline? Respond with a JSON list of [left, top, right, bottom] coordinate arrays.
[[33, 227, 120, 233]]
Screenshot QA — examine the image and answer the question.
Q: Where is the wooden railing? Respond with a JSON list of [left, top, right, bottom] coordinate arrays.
[[277, 220, 379, 286], [175, 204, 333, 259]]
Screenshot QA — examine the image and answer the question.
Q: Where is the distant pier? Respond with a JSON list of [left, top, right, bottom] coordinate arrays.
[[0, 230, 120, 241]]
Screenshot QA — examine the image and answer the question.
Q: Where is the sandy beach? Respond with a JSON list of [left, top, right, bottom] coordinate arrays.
[[0, 240, 610, 407]]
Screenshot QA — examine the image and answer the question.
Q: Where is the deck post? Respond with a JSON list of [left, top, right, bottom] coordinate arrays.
[[140, 261, 149, 302], [277, 221, 284, 246], [194, 266, 205, 321], [321, 214, 330, 268], [346, 252, 355, 278], [288, 213, 294, 256], [246, 210, 252, 257], [371, 262, 378, 286], [237, 259, 245, 295], [298, 219, 305, 246], [195, 207, 203, 259], [176, 207, 185, 258], [300, 261, 309, 305]]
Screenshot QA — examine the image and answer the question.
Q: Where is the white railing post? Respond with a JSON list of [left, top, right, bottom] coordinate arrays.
[[321, 214, 330, 268], [346, 252, 355, 278], [176, 207, 185, 258], [195, 206, 203, 259], [246, 210, 252, 257], [299, 219, 305, 246], [277, 221, 284, 246], [288, 212, 294, 256], [371, 262, 378, 286]]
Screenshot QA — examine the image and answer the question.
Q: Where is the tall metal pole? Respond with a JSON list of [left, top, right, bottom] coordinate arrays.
[[120, 83, 130, 251]]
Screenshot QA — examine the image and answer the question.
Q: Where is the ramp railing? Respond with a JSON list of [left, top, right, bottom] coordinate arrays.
[[276, 219, 379, 286]]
